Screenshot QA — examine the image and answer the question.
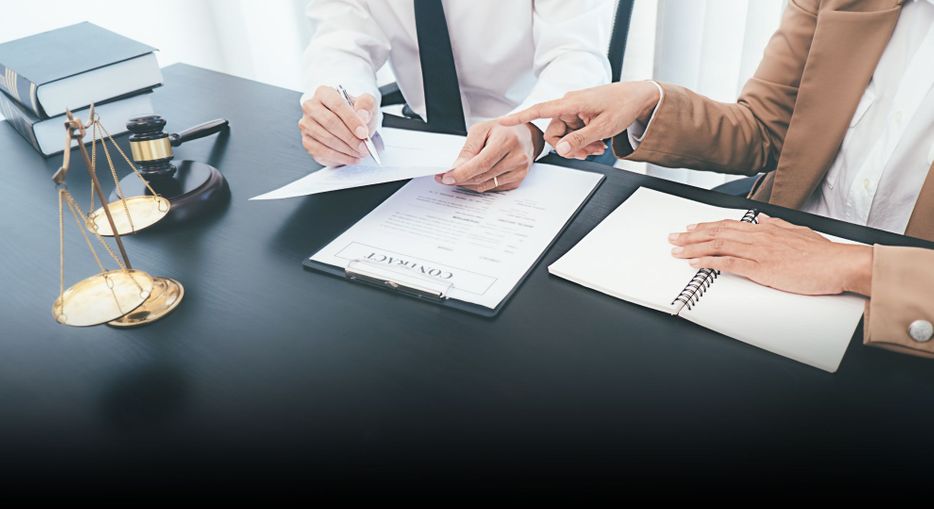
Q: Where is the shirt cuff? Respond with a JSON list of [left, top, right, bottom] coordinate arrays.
[[529, 119, 551, 160], [626, 81, 665, 149]]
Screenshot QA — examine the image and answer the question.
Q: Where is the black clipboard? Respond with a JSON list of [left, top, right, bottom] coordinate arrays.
[[302, 169, 605, 318]]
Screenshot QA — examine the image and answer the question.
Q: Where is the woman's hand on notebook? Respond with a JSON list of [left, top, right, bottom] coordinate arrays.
[[498, 81, 661, 160], [668, 215, 874, 297]]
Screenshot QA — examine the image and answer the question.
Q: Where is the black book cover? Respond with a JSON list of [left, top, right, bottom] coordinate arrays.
[[0, 22, 156, 117], [0, 88, 154, 157]]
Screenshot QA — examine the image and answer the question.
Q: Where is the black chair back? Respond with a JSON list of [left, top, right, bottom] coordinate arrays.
[[608, 0, 636, 82]]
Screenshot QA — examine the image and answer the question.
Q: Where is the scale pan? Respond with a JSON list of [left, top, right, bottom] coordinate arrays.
[[108, 276, 184, 328], [88, 196, 171, 236], [52, 269, 154, 327]]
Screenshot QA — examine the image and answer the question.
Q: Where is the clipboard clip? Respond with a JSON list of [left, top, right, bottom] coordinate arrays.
[[344, 259, 452, 303]]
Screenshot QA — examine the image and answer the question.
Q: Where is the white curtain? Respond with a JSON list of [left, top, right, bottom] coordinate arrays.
[[0, 0, 310, 92], [2, 0, 787, 188], [647, 0, 786, 188]]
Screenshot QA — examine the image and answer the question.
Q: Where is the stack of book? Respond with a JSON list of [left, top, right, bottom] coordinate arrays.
[[0, 22, 162, 157]]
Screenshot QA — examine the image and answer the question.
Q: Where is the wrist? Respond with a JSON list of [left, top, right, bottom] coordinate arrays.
[[524, 122, 545, 160], [636, 81, 661, 124], [841, 244, 873, 296]]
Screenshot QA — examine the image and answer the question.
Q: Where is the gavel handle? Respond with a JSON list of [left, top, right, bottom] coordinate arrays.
[[169, 118, 229, 147]]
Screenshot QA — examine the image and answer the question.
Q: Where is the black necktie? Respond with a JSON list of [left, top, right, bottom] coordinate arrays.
[[413, 0, 467, 134]]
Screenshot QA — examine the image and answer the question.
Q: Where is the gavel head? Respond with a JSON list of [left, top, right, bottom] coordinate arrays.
[[127, 115, 175, 178]]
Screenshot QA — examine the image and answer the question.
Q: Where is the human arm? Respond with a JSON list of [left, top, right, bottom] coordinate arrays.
[[299, 0, 388, 166], [668, 217, 934, 358], [438, 0, 613, 191]]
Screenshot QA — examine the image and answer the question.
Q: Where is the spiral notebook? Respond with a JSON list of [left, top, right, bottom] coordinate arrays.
[[549, 188, 867, 373]]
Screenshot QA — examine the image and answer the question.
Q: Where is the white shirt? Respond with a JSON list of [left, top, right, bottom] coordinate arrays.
[[301, 0, 613, 133], [800, 0, 934, 234], [631, 1, 934, 235]]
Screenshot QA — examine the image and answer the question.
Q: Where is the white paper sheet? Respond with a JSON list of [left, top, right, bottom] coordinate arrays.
[[309, 164, 603, 309], [250, 128, 469, 200]]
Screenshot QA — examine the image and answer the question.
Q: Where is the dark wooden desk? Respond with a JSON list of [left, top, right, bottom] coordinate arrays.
[[2, 64, 933, 498]]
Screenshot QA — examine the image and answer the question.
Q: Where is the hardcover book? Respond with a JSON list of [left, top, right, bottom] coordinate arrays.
[[0, 22, 162, 118], [0, 90, 154, 157]]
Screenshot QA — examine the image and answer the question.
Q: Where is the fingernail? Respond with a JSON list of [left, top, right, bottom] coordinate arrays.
[[355, 126, 368, 139], [442, 175, 456, 185], [671, 247, 684, 255], [358, 142, 367, 154], [689, 259, 700, 267], [357, 109, 370, 123], [668, 233, 679, 242], [686, 224, 697, 231], [556, 141, 571, 155]]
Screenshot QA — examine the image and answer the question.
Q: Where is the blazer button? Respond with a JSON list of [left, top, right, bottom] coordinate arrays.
[[908, 320, 934, 343]]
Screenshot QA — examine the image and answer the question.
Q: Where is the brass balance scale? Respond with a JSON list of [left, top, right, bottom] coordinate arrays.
[[51, 107, 183, 327]]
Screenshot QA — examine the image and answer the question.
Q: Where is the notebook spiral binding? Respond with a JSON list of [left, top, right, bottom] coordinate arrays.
[[671, 208, 759, 312], [672, 268, 720, 311], [740, 209, 760, 224]]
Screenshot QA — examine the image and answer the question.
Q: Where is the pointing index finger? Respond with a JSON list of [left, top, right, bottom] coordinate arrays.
[[499, 98, 571, 127]]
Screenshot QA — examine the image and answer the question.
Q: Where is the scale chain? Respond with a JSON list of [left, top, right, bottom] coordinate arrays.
[[62, 188, 145, 292], [58, 189, 65, 304], [89, 122, 97, 212], [95, 119, 136, 233], [97, 120, 162, 199], [63, 189, 109, 274]]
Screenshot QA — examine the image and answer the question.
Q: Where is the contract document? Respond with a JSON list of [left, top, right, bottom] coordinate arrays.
[[251, 128, 468, 200], [305, 163, 604, 314]]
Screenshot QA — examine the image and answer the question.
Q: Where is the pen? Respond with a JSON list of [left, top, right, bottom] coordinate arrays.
[[337, 85, 382, 166]]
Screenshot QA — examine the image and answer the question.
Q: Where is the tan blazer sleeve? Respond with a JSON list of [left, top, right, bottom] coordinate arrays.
[[863, 245, 934, 357], [613, 0, 819, 175]]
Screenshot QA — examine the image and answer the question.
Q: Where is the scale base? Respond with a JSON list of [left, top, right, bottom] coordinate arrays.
[[111, 160, 229, 226], [108, 276, 184, 328]]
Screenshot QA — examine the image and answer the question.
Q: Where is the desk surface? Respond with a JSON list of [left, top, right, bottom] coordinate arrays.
[[2, 64, 933, 497]]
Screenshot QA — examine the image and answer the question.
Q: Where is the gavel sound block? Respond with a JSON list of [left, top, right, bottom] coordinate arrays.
[[110, 115, 230, 225]]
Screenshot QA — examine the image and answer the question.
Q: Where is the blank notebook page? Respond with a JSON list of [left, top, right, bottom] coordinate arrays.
[[548, 187, 749, 313], [684, 273, 865, 372]]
